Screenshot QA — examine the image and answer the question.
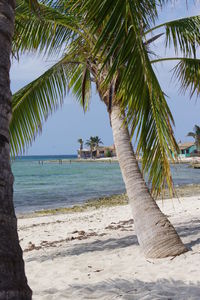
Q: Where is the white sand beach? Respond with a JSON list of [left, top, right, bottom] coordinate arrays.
[[19, 196, 200, 300]]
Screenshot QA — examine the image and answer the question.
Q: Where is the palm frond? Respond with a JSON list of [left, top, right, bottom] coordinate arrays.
[[82, 67, 91, 111], [148, 15, 200, 57], [187, 132, 195, 138], [68, 63, 92, 112], [172, 58, 200, 98], [10, 57, 71, 157], [10, 44, 92, 157], [14, 0, 82, 57], [24, 0, 39, 9], [144, 33, 164, 46], [75, 0, 171, 34], [194, 124, 200, 134], [123, 51, 177, 197]]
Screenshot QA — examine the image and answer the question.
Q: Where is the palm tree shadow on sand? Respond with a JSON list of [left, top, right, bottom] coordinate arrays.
[[38, 279, 200, 299], [27, 219, 200, 264], [26, 234, 138, 263], [64, 219, 200, 256], [175, 219, 200, 249]]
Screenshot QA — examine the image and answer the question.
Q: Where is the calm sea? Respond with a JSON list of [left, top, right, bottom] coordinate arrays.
[[11, 155, 200, 213]]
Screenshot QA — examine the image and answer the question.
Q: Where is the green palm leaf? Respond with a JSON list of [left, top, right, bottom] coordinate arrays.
[[187, 132, 195, 138], [172, 58, 200, 97], [10, 49, 91, 156], [14, 0, 84, 57], [68, 63, 91, 111], [10, 57, 68, 156], [147, 15, 200, 57], [122, 47, 177, 196]]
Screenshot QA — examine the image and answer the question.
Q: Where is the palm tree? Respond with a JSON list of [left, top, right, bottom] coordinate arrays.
[[93, 136, 103, 149], [0, 0, 32, 298], [78, 138, 84, 158], [85, 137, 96, 158], [78, 138, 84, 151], [11, 0, 200, 257], [85, 136, 103, 157], [188, 125, 200, 154]]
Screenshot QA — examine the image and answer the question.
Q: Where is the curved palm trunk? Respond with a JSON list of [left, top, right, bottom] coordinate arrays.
[[110, 104, 187, 258], [0, 1, 32, 298]]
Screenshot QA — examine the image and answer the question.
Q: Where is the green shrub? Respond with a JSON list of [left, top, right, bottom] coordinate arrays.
[[105, 149, 112, 157]]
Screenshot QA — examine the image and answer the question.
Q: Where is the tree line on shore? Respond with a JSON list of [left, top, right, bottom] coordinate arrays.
[[1, 0, 200, 298], [78, 136, 103, 151], [78, 137, 110, 158]]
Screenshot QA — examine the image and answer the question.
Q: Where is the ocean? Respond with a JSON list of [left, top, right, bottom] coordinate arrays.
[[12, 155, 200, 213]]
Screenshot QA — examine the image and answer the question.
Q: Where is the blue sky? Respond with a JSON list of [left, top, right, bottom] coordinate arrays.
[[10, 1, 200, 155]]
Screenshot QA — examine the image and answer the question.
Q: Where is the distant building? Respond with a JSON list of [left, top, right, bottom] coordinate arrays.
[[96, 145, 116, 158], [77, 148, 92, 159], [78, 145, 116, 159], [178, 142, 197, 158]]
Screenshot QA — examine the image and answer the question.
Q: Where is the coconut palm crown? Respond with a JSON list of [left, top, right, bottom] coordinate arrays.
[[93, 136, 103, 148], [85, 137, 96, 149], [85, 137, 96, 158]]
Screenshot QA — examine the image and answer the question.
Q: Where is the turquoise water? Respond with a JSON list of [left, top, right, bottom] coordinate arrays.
[[12, 156, 200, 213]]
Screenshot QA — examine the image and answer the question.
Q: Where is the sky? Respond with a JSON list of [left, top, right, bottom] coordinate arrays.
[[10, 0, 200, 155]]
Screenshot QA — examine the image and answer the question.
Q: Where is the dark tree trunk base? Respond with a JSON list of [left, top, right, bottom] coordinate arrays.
[[0, 0, 32, 298]]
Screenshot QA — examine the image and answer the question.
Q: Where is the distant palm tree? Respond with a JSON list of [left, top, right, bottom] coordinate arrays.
[[85, 137, 96, 158], [78, 138, 84, 151], [93, 136, 103, 148], [188, 125, 200, 154]]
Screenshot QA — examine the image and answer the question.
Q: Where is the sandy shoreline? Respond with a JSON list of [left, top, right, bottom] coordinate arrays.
[[18, 194, 200, 299]]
